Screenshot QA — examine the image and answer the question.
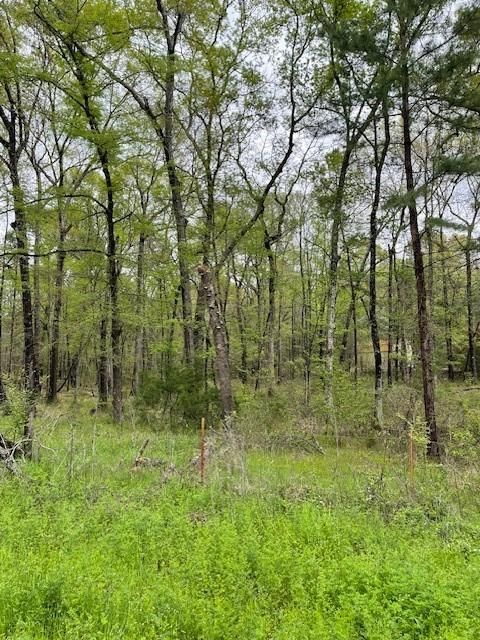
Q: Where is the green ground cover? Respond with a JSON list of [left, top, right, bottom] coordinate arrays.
[[0, 389, 479, 639]]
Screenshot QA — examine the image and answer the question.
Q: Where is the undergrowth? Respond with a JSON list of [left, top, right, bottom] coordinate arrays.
[[0, 381, 479, 639]]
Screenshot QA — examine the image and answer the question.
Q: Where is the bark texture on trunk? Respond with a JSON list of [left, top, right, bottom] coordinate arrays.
[[10, 162, 39, 457], [132, 233, 146, 396], [387, 245, 395, 387], [264, 233, 277, 395], [98, 317, 109, 406], [465, 230, 477, 380], [324, 154, 350, 413], [157, 3, 194, 365], [232, 262, 248, 384], [11, 184, 40, 396], [198, 265, 234, 419], [439, 224, 454, 381], [47, 213, 67, 403], [0, 221, 8, 403], [400, 53, 439, 457], [369, 108, 390, 429]]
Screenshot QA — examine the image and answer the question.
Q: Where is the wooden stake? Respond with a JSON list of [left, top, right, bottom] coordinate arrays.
[[200, 417, 206, 484]]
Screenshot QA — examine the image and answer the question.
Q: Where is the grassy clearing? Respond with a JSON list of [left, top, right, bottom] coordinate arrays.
[[0, 387, 480, 639]]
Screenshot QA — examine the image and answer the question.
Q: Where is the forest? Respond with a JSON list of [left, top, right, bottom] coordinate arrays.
[[1, 0, 480, 638]]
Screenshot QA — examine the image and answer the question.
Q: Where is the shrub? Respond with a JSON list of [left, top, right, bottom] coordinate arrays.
[[136, 367, 220, 426]]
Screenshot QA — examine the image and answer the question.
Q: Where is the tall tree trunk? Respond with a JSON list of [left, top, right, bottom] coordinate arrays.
[[276, 298, 283, 383], [400, 52, 439, 457], [344, 242, 358, 380], [132, 233, 146, 395], [291, 301, 297, 381], [108, 235, 123, 423], [264, 233, 277, 395], [47, 207, 67, 403], [337, 248, 370, 368], [439, 224, 454, 380], [254, 265, 263, 391], [465, 229, 477, 380], [236, 291, 248, 385], [232, 261, 248, 384], [369, 107, 390, 428], [324, 153, 350, 413], [198, 264, 234, 419], [165, 287, 179, 376], [299, 226, 312, 400], [12, 198, 39, 393], [0, 219, 8, 403], [157, 4, 194, 365], [98, 317, 109, 406], [339, 300, 353, 366], [33, 222, 41, 389], [193, 284, 207, 355], [8, 266, 17, 376], [10, 161, 39, 456], [387, 245, 394, 387], [74, 57, 123, 422]]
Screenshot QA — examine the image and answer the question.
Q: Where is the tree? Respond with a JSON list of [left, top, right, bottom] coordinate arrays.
[[0, 3, 42, 454], [308, 0, 393, 416], [390, 0, 450, 457], [34, 0, 128, 421]]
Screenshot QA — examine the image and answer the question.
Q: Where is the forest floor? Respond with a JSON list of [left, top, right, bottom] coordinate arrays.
[[0, 383, 480, 639]]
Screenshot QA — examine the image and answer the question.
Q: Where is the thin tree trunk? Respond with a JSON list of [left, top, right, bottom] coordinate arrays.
[[394, 253, 409, 384], [324, 153, 350, 413], [344, 241, 359, 380], [8, 266, 17, 376], [400, 49, 439, 457], [232, 261, 248, 384], [73, 55, 123, 422], [47, 205, 67, 403], [439, 225, 454, 381], [299, 226, 311, 399], [264, 233, 277, 395], [291, 301, 297, 381], [12, 189, 39, 393], [156, 4, 194, 365], [465, 230, 477, 380], [254, 265, 263, 391], [276, 297, 283, 383], [387, 245, 394, 387], [98, 317, 109, 406], [339, 300, 353, 366], [10, 161, 39, 456], [337, 248, 370, 368], [33, 222, 41, 389], [132, 233, 146, 395], [369, 106, 390, 428], [165, 287, 180, 376], [0, 219, 8, 402]]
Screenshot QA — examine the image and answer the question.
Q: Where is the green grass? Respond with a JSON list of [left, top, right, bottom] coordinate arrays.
[[0, 392, 479, 639]]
